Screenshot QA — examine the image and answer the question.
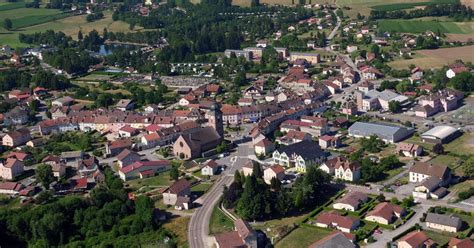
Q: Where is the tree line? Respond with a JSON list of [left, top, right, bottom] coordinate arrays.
[[370, 3, 473, 21], [0, 68, 71, 92]]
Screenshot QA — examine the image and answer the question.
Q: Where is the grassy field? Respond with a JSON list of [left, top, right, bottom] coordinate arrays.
[[448, 179, 474, 201], [163, 216, 190, 247], [125, 171, 173, 190], [0, 10, 143, 47], [209, 206, 234, 234], [378, 19, 474, 34], [444, 132, 474, 156], [275, 225, 331, 248], [0, 1, 27, 11], [0, 6, 69, 28], [429, 154, 460, 167], [424, 230, 455, 246], [388, 45, 474, 69], [371, 0, 457, 11]]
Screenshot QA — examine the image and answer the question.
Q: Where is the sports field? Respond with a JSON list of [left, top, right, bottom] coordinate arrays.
[[388, 45, 474, 69], [0, 10, 143, 47], [378, 19, 474, 34]]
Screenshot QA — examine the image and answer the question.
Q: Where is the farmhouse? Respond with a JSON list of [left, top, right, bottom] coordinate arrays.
[[413, 176, 448, 200], [446, 63, 469, 79], [333, 191, 369, 212], [315, 211, 360, 233], [397, 231, 436, 248], [117, 149, 141, 168], [201, 160, 220, 176], [409, 162, 451, 184], [2, 128, 31, 147], [162, 179, 192, 210], [365, 202, 405, 225], [425, 213, 462, 233], [396, 143, 423, 157], [0, 158, 24, 180]]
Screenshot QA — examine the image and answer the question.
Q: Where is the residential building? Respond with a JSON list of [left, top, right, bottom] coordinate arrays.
[[334, 159, 361, 182], [118, 125, 139, 137], [224, 49, 252, 61], [117, 149, 141, 168], [254, 138, 275, 156], [355, 89, 409, 112], [308, 231, 356, 248], [397, 231, 436, 248], [365, 202, 406, 225], [425, 213, 462, 233], [319, 135, 341, 149], [416, 89, 464, 117], [61, 151, 85, 167], [106, 139, 132, 157], [413, 176, 448, 199], [241, 160, 254, 177], [214, 219, 258, 248], [396, 143, 423, 157], [263, 165, 285, 184], [315, 211, 360, 233], [119, 160, 170, 181], [333, 191, 369, 212], [348, 122, 413, 143], [0, 158, 24, 180], [201, 160, 220, 176], [162, 179, 192, 210], [289, 52, 320, 64], [446, 63, 469, 79], [3, 106, 29, 126], [2, 128, 31, 147], [409, 162, 451, 184], [272, 140, 326, 173], [115, 99, 135, 111], [448, 238, 474, 248], [52, 96, 74, 107], [276, 130, 311, 146], [0, 182, 24, 195]]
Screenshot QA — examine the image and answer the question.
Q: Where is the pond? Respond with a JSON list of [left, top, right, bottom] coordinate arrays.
[[98, 44, 143, 56]]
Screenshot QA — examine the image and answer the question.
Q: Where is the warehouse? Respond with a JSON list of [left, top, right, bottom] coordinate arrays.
[[421, 125, 460, 144], [348, 122, 413, 143]]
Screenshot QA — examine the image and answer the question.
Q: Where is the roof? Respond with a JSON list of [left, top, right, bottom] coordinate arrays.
[[348, 122, 413, 142], [0, 182, 23, 191], [255, 138, 274, 148], [3, 158, 22, 168], [276, 140, 325, 161], [179, 127, 221, 151], [396, 143, 420, 153], [268, 165, 285, 175], [409, 162, 451, 180], [398, 231, 433, 247], [335, 191, 368, 208], [116, 149, 140, 161], [316, 211, 359, 229], [6, 151, 30, 161], [367, 202, 404, 221], [61, 151, 84, 159], [365, 89, 408, 102], [426, 213, 462, 228], [448, 238, 474, 248], [143, 132, 160, 142], [235, 218, 254, 240], [203, 160, 219, 169], [308, 231, 356, 248], [120, 160, 170, 174], [119, 125, 137, 133], [167, 178, 191, 195], [214, 231, 245, 248], [421, 125, 458, 140], [420, 176, 442, 191]]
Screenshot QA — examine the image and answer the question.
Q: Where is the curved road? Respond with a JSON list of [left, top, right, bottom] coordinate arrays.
[[188, 142, 251, 248]]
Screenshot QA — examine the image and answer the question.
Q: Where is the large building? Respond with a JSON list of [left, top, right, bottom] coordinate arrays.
[[173, 127, 222, 160], [421, 125, 460, 144], [289, 52, 320, 64], [355, 89, 409, 112], [426, 213, 462, 233], [409, 162, 451, 184], [272, 140, 326, 173], [348, 122, 413, 143]]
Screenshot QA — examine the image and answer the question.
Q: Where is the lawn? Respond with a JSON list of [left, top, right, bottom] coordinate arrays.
[[378, 20, 474, 34], [125, 171, 173, 191], [275, 226, 331, 248], [209, 206, 234, 234], [0, 10, 144, 47], [191, 182, 212, 198], [444, 132, 474, 156], [429, 154, 460, 168], [448, 180, 474, 201], [424, 229, 455, 246], [162, 216, 190, 247], [389, 45, 474, 69]]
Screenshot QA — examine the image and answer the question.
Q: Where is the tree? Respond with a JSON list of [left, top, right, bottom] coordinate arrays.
[[377, 193, 385, 202], [234, 170, 243, 187], [78, 30, 83, 40], [270, 177, 281, 191], [216, 141, 228, 154], [170, 166, 179, 181], [252, 162, 263, 179], [388, 101, 401, 113], [432, 143, 444, 155], [135, 196, 155, 227], [450, 72, 474, 92], [36, 164, 54, 189], [3, 18, 13, 31], [462, 156, 474, 177], [401, 196, 415, 208]]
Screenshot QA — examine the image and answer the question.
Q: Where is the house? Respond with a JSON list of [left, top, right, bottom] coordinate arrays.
[[346, 45, 358, 53], [289, 52, 320, 64], [106, 139, 132, 157], [315, 211, 360, 233], [308, 231, 356, 248], [319, 135, 341, 149], [448, 238, 474, 248], [0, 182, 24, 195], [0, 158, 24, 180], [173, 127, 222, 160], [52, 96, 74, 107], [263, 165, 285, 184], [2, 128, 31, 147], [365, 202, 406, 225], [117, 149, 141, 168], [119, 160, 170, 181], [397, 231, 436, 248], [142, 132, 161, 148], [333, 191, 369, 212], [421, 125, 460, 144], [61, 151, 85, 167], [413, 176, 448, 199], [8, 89, 30, 101], [416, 89, 464, 117], [116, 99, 135, 111], [414, 105, 437, 118], [358, 81, 374, 93], [425, 213, 462, 233], [201, 160, 220, 176], [254, 138, 275, 156], [409, 162, 451, 184], [224, 49, 252, 61], [3, 106, 29, 126], [320, 156, 346, 175], [276, 130, 311, 146], [272, 140, 326, 173], [215, 218, 258, 248], [162, 179, 192, 210], [348, 122, 413, 143], [334, 159, 361, 182], [241, 160, 254, 177], [360, 66, 383, 80], [446, 63, 469, 79], [396, 143, 423, 157], [26, 138, 44, 148], [118, 125, 139, 137], [341, 102, 358, 116], [77, 156, 99, 176], [5, 151, 31, 162]]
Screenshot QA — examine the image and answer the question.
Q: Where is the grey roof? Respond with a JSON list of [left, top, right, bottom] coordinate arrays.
[[432, 187, 448, 197], [309, 231, 355, 248], [426, 213, 462, 227], [276, 140, 325, 161], [421, 125, 458, 140], [348, 122, 413, 142], [365, 89, 408, 102], [420, 176, 442, 191]]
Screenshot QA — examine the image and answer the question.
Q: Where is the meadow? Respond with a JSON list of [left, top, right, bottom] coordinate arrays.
[[0, 1, 26, 11], [388, 45, 474, 69], [378, 19, 474, 34], [371, 0, 457, 11]]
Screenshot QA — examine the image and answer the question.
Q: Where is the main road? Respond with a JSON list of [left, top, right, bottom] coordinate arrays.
[[188, 140, 252, 248]]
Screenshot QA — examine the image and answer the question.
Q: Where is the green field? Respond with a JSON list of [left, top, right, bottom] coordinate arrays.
[[371, 0, 457, 11], [378, 19, 474, 34], [0, 7, 69, 29], [0, 2, 26, 11], [275, 226, 331, 248], [209, 206, 234, 234]]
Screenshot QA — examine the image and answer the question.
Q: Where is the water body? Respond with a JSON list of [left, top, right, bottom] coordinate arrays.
[[98, 44, 141, 56]]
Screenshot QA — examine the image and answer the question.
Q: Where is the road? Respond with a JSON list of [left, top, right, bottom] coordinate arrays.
[[188, 141, 252, 248], [327, 10, 341, 41]]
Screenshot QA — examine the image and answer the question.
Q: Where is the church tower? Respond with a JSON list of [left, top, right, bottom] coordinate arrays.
[[207, 103, 224, 138]]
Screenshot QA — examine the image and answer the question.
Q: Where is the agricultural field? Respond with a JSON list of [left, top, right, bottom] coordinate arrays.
[[388, 45, 474, 69], [371, 0, 457, 11], [378, 19, 474, 34], [0, 1, 27, 11], [0, 10, 143, 47]]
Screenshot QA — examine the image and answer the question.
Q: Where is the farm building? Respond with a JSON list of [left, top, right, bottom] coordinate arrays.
[[348, 122, 413, 143], [420, 125, 460, 144]]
